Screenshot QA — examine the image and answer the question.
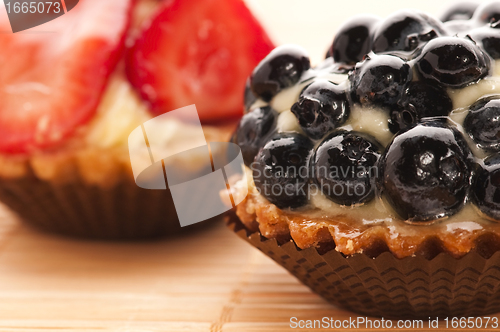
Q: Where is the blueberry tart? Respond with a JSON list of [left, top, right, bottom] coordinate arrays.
[[228, 1, 500, 318]]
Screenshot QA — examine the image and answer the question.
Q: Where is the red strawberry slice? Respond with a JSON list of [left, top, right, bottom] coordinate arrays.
[[0, 0, 133, 154], [126, 0, 275, 122]]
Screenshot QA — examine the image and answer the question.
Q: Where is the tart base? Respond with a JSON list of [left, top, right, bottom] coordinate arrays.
[[0, 168, 215, 240], [226, 210, 500, 319]]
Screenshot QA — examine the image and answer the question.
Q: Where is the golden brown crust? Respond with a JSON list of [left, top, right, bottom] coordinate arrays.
[[235, 181, 500, 259], [0, 124, 235, 187]]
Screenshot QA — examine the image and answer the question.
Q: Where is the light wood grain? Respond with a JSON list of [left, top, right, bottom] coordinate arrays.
[[0, 204, 499, 332]]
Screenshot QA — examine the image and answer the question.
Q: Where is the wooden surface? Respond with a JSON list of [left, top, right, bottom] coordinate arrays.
[[0, 205, 499, 332]]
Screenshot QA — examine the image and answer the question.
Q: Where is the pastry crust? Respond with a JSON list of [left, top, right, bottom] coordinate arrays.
[[234, 171, 500, 259]]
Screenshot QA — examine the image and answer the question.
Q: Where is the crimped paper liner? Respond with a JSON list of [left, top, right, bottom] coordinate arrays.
[[0, 171, 213, 239], [226, 211, 500, 319]]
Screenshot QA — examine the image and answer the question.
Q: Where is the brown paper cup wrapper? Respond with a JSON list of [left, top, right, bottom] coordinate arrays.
[[226, 211, 500, 319], [0, 170, 216, 240]]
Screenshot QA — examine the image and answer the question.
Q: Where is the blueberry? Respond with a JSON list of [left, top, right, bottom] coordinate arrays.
[[325, 48, 333, 59], [244, 78, 257, 112], [472, 154, 500, 220], [444, 20, 476, 34], [389, 81, 453, 133], [250, 45, 311, 102], [467, 27, 500, 59], [416, 37, 490, 88], [472, 1, 500, 25], [329, 14, 380, 65], [372, 10, 446, 53], [440, 1, 480, 22], [380, 121, 471, 221], [232, 106, 277, 166], [290, 79, 350, 140], [350, 53, 412, 109], [464, 95, 500, 151], [312, 131, 382, 205], [252, 133, 313, 209]]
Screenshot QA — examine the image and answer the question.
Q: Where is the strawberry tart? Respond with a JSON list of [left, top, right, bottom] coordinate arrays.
[[0, 0, 274, 238]]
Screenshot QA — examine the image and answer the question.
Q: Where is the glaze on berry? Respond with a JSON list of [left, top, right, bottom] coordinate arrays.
[[253, 133, 313, 209], [250, 45, 311, 102], [350, 54, 412, 109], [464, 96, 500, 152], [416, 37, 490, 87], [380, 121, 471, 221], [291, 79, 350, 139], [440, 1, 480, 22], [389, 81, 452, 133], [467, 27, 500, 59], [312, 131, 382, 205], [371, 10, 445, 53], [472, 154, 500, 220], [472, 1, 500, 25], [329, 14, 380, 65], [232, 106, 278, 166]]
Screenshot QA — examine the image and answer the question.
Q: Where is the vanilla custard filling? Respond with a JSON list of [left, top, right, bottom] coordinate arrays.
[[240, 60, 500, 236]]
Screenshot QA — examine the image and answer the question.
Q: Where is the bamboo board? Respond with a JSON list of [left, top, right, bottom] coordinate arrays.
[[0, 205, 499, 331]]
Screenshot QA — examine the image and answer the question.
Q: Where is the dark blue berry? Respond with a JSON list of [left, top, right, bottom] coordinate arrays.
[[467, 27, 500, 59], [232, 106, 277, 166], [253, 133, 313, 209], [329, 14, 380, 65], [472, 154, 500, 220], [472, 1, 500, 25], [372, 10, 446, 53], [312, 131, 382, 205], [464, 95, 500, 151], [244, 78, 257, 112], [350, 53, 412, 109], [291, 79, 350, 140], [416, 37, 490, 88], [380, 121, 471, 221], [250, 45, 311, 102], [440, 1, 480, 22], [444, 20, 476, 34], [389, 81, 453, 133]]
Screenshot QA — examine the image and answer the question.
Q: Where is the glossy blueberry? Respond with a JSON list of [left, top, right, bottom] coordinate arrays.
[[250, 45, 311, 102], [464, 96, 500, 151], [372, 10, 446, 53], [472, 154, 500, 220], [291, 80, 350, 140], [253, 133, 314, 209], [244, 78, 257, 112], [472, 1, 500, 25], [380, 121, 471, 222], [232, 106, 277, 166], [350, 54, 412, 109], [467, 27, 500, 59], [312, 131, 382, 205], [444, 20, 476, 34], [416, 37, 490, 88], [389, 81, 453, 133], [440, 1, 480, 22], [329, 14, 380, 65]]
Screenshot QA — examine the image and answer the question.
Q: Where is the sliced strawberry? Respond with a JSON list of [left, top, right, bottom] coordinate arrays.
[[0, 0, 133, 154], [126, 0, 275, 122]]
